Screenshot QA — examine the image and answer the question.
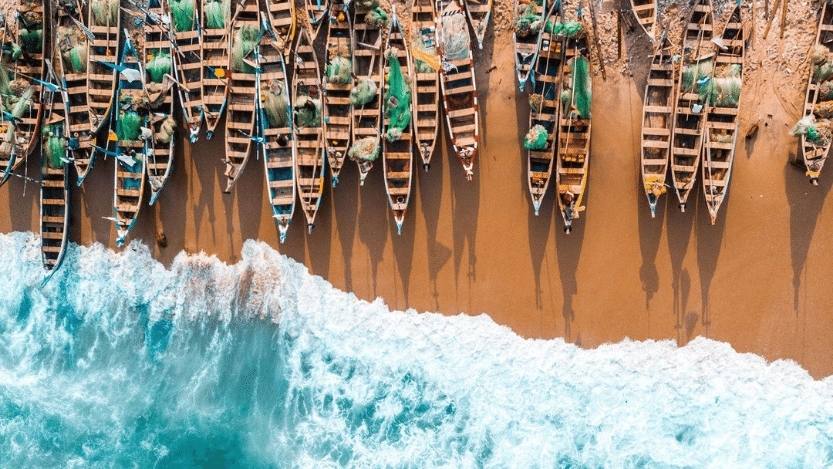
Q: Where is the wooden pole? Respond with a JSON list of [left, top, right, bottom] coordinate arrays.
[[587, 0, 607, 80], [763, 0, 781, 39], [780, 0, 788, 39]]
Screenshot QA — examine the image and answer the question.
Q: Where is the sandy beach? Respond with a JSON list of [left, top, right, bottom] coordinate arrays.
[[2, 0, 833, 378]]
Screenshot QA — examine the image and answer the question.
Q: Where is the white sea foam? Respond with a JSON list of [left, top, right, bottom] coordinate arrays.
[[0, 232, 831, 467]]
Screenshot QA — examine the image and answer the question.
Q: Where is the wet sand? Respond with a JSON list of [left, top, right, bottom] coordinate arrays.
[[3, 7, 833, 378]]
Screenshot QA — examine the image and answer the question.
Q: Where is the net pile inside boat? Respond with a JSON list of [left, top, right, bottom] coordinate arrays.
[[440, 12, 470, 61], [383, 48, 411, 142]]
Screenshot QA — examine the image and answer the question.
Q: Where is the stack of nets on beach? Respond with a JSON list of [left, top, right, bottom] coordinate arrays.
[[793, 45, 833, 148], [383, 48, 411, 142]]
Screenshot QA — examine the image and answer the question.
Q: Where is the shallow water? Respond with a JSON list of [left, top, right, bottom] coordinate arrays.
[[0, 232, 832, 467]]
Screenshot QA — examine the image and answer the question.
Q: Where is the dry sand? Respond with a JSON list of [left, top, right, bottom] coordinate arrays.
[[3, 0, 833, 377]]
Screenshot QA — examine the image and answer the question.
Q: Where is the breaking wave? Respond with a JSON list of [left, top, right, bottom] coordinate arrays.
[[0, 232, 831, 467]]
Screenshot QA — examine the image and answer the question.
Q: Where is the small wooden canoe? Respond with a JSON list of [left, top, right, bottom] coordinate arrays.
[[410, 0, 440, 170], [350, 1, 384, 185], [438, 0, 479, 181], [40, 58, 71, 272], [670, 0, 713, 211], [556, 29, 591, 233], [259, 4, 296, 242], [639, 37, 674, 218], [261, 0, 295, 48], [800, 1, 833, 185], [322, 0, 352, 185], [525, 5, 562, 216], [168, 0, 204, 142], [86, 0, 120, 136], [305, 0, 329, 41], [201, 0, 230, 139], [382, 10, 413, 234], [702, 3, 744, 224], [512, 0, 546, 91], [463, 0, 491, 50], [630, 0, 657, 40], [222, 0, 259, 193], [292, 27, 326, 232], [54, 1, 97, 184], [113, 32, 148, 247], [145, 0, 177, 205]]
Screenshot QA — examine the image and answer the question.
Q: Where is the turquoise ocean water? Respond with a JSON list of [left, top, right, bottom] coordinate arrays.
[[0, 232, 832, 467]]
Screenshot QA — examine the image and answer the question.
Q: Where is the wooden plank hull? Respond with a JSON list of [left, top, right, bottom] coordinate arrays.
[[463, 0, 491, 50], [305, 0, 329, 41], [512, 0, 545, 91], [146, 2, 177, 205], [670, 0, 713, 211], [201, 0, 230, 138], [382, 12, 414, 234], [292, 28, 326, 230], [556, 32, 591, 233], [801, 2, 833, 185], [630, 0, 657, 40], [639, 39, 674, 217], [350, 3, 384, 185], [223, 0, 259, 193], [323, 0, 352, 185], [86, 0, 119, 138], [702, 4, 744, 224], [261, 0, 296, 48], [438, 0, 479, 181], [526, 6, 562, 216], [410, 0, 440, 170], [168, 0, 204, 142]]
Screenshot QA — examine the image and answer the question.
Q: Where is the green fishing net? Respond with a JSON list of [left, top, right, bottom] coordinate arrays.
[[440, 12, 470, 61], [515, 4, 543, 38], [705, 64, 742, 108], [571, 55, 591, 119], [263, 81, 290, 127], [146, 50, 172, 83], [204, 0, 230, 29], [350, 77, 378, 106], [10, 87, 33, 119], [91, 0, 119, 26], [19, 28, 42, 53], [231, 26, 260, 73], [326, 56, 352, 84], [117, 110, 142, 141], [295, 95, 321, 127], [365, 6, 389, 29], [170, 0, 196, 32], [546, 21, 582, 38], [348, 136, 380, 162], [524, 124, 548, 150], [681, 59, 713, 94], [383, 49, 411, 142], [43, 125, 66, 168]]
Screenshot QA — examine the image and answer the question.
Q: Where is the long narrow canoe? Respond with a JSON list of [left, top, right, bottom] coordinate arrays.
[[526, 5, 562, 216], [438, 0, 479, 181], [292, 27, 326, 232], [630, 0, 657, 40], [512, 0, 546, 91], [639, 37, 674, 218], [201, 0, 230, 138], [259, 3, 295, 242], [113, 33, 148, 247], [410, 0, 440, 170], [223, 0, 259, 193], [0, 0, 46, 183], [556, 30, 591, 234], [800, 1, 833, 185], [168, 0, 204, 142], [322, 0, 352, 185], [350, 1, 384, 185], [463, 0, 491, 50], [86, 0, 120, 137], [702, 3, 744, 224], [262, 0, 295, 48], [40, 58, 71, 273], [670, 0, 713, 211], [305, 0, 329, 41], [382, 10, 414, 234], [146, 0, 177, 205], [54, 1, 97, 184]]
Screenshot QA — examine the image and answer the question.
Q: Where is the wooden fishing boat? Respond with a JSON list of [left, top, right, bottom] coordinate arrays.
[[259, 1, 295, 242], [54, 0, 97, 184], [438, 0, 479, 181], [525, 5, 562, 216], [555, 29, 591, 234], [639, 37, 674, 218], [463, 0, 491, 50], [322, 0, 352, 185], [512, 0, 546, 91], [305, 0, 329, 41], [670, 0, 713, 211], [86, 0, 120, 138], [702, 3, 744, 224], [112, 32, 148, 247], [145, 0, 177, 205], [168, 0, 204, 142], [350, 0, 384, 185], [410, 0, 440, 170], [292, 27, 326, 231], [382, 10, 413, 234], [800, 1, 833, 185], [0, 0, 46, 185], [40, 57, 71, 272], [630, 0, 657, 40], [201, 0, 230, 139], [222, 0, 259, 193]]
